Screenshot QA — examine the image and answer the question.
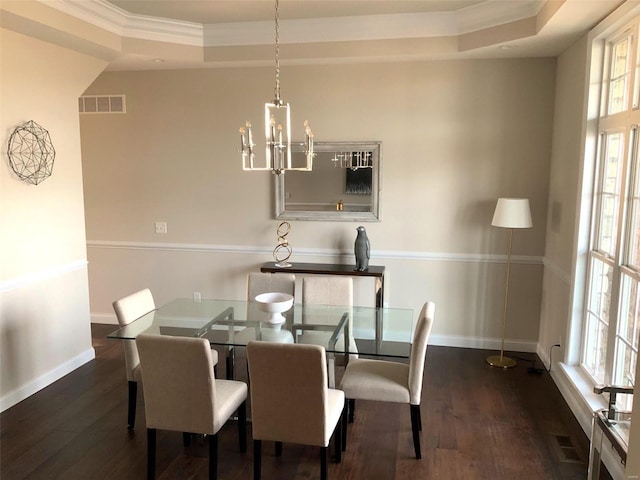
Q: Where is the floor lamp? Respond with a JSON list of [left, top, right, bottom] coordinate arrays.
[[487, 198, 532, 369]]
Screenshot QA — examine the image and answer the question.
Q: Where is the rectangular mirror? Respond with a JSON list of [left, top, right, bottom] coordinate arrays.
[[275, 141, 381, 221]]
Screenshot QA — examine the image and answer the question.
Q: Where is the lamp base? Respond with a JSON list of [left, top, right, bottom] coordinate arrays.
[[486, 355, 517, 369]]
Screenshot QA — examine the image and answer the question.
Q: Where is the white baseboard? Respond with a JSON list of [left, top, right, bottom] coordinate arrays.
[[1, 347, 95, 412], [91, 313, 118, 325], [429, 333, 537, 352]]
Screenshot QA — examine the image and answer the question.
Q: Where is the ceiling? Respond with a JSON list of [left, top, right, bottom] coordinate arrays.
[[61, 0, 625, 70], [107, 1, 485, 24]]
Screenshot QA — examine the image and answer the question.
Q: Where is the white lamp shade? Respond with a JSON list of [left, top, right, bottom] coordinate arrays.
[[491, 198, 532, 229]]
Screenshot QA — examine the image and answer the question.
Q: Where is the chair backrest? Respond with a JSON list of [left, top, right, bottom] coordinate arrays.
[[247, 341, 331, 447], [136, 334, 220, 434], [302, 276, 353, 307], [112, 289, 156, 380], [301, 276, 356, 360], [408, 302, 435, 405], [247, 272, 295, 301]]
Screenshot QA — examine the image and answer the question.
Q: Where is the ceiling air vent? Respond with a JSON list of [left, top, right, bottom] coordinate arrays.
[[79, 95, 126, 114]]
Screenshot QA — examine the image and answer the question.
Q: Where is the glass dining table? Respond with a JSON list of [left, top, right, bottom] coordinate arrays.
[[107, 298, 415, 381]]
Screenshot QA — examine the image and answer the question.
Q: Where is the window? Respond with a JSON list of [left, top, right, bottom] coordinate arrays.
[[583, 22, 639, 411]]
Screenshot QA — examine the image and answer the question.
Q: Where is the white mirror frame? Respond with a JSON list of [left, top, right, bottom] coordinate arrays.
[[275, 141, 382, 222]]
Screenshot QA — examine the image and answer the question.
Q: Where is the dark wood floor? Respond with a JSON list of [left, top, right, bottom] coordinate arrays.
[[1, 324, 610, 480]]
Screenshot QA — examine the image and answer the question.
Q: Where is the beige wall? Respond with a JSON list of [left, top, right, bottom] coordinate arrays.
[[538, 35, 588, 366], [81, 58, 554, 349], [0, 28, 106, 409]]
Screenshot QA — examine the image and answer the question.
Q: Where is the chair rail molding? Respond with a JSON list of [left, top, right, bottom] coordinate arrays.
[[0, 259, 88, 293], [86, 240, 543, 265]]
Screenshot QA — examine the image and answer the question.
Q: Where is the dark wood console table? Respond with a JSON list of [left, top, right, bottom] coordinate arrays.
[[260, 262, 385, 308]]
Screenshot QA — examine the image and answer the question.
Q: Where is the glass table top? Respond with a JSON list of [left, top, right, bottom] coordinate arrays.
[[594, 409, 631, 463], [107, 298, 415, 358]]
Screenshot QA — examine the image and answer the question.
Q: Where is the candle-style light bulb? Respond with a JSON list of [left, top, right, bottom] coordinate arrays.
[[245, 121, 253, 146], [277, 123, 283, 146], [270, 116, 276, 143], [239, 127, 246, 152]]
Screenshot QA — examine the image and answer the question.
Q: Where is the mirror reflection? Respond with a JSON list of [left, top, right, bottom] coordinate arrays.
[[275, 141, 381, 221]]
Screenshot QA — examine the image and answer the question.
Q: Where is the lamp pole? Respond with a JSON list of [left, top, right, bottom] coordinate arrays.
[[487, 227, 517, 369]]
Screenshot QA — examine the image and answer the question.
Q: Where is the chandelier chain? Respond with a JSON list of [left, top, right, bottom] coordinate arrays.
[[274, 0, 281, 102]]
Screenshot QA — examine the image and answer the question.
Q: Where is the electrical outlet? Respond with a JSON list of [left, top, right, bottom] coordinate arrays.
[[155, 221, 167, 234], [193, 291, 201, 302]]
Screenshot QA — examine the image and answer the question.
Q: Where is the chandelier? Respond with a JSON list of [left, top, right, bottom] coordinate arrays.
[[331, 151, 373, 170], [239, 0, 314, 175]]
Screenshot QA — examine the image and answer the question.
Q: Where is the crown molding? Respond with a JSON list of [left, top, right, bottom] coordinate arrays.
[[121, 17, 203, 46], [204, 12, 459, 47], [45, 0, 544, 49], [456, 0, 546, 34], [46, 0, 129, 35], [50, 0, 203, 46]]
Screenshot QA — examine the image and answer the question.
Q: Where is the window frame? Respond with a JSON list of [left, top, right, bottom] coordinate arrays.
[[581, 20, 640, 400]]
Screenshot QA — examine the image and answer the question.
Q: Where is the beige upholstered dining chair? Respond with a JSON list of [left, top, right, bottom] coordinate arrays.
[[136, 334, 248, 480], [226, 272, 297, 378], [301, 275, 351, 307], [247, 271, 295, 300], [339, 301, 435, 459], [112, 288, 156, 430], [247, 341, 344, 480], [301, 275, 356, 387]]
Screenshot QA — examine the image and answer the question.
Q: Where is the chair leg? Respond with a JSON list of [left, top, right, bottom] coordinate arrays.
[[253, 440, 262, 480], [226, 348, 235, 380], [334, 417, 342, 463], [147, 428, 156, 480], [238, 401, 247, 452], [275, 441, 283, 457], [341, 403, 348, 451], [209, 433, 218, 480], [348, 399, 355, 423], [127, 381, 137, 430], [320, 446, 328, 480], [410, 404, 421, 459]]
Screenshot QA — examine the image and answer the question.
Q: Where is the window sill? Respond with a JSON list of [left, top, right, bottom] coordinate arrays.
[[553, 362, 626, 479]]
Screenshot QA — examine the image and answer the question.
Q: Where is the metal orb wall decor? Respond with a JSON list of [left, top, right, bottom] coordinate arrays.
[[7, 120, 56, 185]]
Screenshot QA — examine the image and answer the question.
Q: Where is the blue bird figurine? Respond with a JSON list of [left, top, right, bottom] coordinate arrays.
[[354, 226, 370, 271]]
